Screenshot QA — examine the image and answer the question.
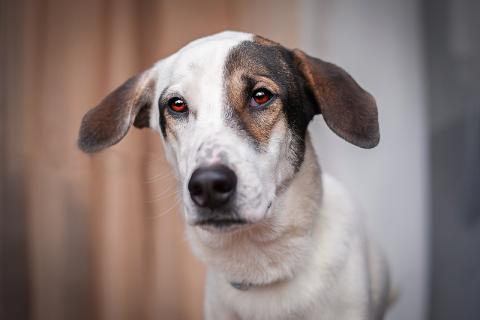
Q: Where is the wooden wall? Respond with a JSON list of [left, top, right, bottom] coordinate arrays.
[[0, 0, 299, 319]]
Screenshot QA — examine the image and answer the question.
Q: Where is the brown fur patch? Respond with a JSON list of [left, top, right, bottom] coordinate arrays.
[[224, 40, 299, 147], [225, 36, 379, 153], [226, 68, 283, 145]]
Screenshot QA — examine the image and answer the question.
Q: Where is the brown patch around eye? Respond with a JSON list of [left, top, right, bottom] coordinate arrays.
[[239, 99, 283, 145], [225, 36, 319, 170], [225, 67, 283, 146], [224, 39, 296, 147]]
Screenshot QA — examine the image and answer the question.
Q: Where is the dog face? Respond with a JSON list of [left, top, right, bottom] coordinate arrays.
[[78, 31, 379, 232]]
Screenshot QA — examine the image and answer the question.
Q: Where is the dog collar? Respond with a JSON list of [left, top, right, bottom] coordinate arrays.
[[230, 281, 255, 291], [230, 275, 286, 291]]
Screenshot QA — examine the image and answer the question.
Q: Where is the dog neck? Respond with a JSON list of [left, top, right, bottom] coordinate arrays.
[[187, 133, 323, 288]]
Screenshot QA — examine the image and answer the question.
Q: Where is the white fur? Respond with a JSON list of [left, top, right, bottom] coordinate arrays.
[[191, 137, 390, 320], [144, 31, 390, 319]]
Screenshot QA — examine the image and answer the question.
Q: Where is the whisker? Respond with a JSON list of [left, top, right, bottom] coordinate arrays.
[[151, 198, 181, 219], [145, 171, 174, 183], [155, 183, 177, 195], [148, 185, 179, 201], [146, 190, 180, 203]]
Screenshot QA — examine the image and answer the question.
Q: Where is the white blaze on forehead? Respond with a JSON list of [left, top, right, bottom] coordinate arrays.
[[180, 30, 253, 52]]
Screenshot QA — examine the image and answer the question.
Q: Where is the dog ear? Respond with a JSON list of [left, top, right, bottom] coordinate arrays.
[[293, 49, 380, 148], [78, 71, 155, 153]]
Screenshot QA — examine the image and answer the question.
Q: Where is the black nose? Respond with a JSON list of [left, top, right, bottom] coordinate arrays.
[[188, 164, 237, 209]]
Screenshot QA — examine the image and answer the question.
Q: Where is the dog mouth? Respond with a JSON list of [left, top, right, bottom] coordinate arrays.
[[195, 217, 248, 232], [190, 201, 274, 233]]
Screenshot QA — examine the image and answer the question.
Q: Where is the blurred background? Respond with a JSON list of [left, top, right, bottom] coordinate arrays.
[[1, 0, 478, 319]]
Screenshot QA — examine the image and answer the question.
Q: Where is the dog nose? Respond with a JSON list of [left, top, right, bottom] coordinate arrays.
[[188, 164, 237, 209]]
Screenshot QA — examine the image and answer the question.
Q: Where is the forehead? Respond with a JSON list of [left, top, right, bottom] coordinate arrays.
[[169, 31, 254, 79]]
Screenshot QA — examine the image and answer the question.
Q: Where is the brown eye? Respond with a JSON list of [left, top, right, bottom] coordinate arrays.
[[250, 89, 273, 108], [168, 97, 188, 113]]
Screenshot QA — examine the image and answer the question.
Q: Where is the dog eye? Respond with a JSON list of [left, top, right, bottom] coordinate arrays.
[[168, 97, 188, 113], [249, 89, 273, 108]]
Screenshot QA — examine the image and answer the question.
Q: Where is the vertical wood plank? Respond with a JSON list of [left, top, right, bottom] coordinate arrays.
[[0, 0, 31, 319]]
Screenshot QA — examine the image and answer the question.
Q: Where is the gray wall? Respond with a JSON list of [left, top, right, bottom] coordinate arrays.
[[425, 0, 480, 319], [300, 1, 429, 319]]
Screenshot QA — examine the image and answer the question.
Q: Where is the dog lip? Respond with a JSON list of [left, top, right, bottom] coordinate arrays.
[[195, 217, 247, 227], [196, 218, 249, 233]]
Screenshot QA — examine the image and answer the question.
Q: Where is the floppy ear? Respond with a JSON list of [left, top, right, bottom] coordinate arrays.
[[293, 49, 380, 148], [78, 71, 155, 153]]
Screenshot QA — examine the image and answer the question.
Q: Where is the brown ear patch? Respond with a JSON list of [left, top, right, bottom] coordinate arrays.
[[78, 72, 155, 153], [293, 49, 380, 148]]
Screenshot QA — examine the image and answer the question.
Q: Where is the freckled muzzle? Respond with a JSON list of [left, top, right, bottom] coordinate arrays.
[[188, 164, 237, 210]]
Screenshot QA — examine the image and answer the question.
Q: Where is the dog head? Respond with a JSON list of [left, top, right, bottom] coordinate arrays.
[[78, 31, 379, 232]]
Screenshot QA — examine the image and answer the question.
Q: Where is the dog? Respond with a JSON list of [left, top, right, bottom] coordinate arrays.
[[78, 31, 392, 319]]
